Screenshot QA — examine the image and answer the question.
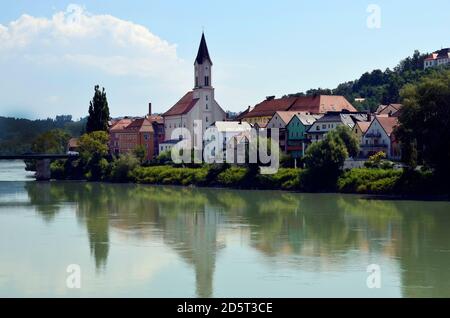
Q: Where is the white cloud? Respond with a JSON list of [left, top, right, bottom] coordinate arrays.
[[0, 4, 192, 118], [0, 4, 183, 78]]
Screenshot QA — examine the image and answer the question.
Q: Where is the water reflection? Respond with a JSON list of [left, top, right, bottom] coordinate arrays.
[[10, 182, 450, 297]]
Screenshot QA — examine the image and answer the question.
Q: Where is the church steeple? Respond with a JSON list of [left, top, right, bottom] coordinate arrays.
[[194, 33, 213, 88], [195, 32, 213, 65]]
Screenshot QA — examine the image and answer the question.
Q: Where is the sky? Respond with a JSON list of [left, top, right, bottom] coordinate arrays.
[[0, 0, 449, 119]]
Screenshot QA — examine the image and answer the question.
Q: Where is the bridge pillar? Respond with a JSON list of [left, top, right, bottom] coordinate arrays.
[[36, 159, 51, 181]]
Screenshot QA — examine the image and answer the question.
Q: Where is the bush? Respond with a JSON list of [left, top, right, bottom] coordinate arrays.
[[337, 168, 404, 194], [133, 166, 208, 186], [50, 160, 66, 180], [257, 168, 301, 190], [217, 167, 248, 187], [109, 153, 139, 182]]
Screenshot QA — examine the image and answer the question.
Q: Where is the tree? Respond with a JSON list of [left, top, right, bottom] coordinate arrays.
[[31, 129, 70, 154], [109, 153, 139, 182], [86, 85, 110, 133], [133, 145, 147, 164], [396, 69, 450, 179], [78, 131, 110, 181], [303, 131, 349, 190], [334, 125, 360, 158]]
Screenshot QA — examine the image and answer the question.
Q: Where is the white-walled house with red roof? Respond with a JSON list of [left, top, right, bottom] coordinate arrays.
[[361, 115, 401, 160], [162, 33, 226, 148]]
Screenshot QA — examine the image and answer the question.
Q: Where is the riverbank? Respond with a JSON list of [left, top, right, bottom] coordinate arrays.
[[50, 161, 449, 197]]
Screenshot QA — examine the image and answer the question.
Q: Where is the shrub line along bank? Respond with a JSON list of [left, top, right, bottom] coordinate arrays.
[[51, 162, 446, 197]]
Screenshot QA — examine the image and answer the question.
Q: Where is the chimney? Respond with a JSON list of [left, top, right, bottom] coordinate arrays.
[[148, 102, 152, 116]]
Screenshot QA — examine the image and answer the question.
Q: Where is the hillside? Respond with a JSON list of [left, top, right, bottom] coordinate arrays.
[[286, 50, 449, 111], [0, 116, 86, 155]]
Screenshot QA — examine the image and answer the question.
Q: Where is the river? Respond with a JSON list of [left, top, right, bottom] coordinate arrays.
[[1, 160, 450, 297]]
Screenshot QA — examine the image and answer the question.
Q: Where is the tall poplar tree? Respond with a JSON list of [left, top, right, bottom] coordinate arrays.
[[86, 85, 110, 133]]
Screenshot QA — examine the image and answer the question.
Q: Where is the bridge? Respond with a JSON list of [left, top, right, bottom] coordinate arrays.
[[0, 154, 79, 181]]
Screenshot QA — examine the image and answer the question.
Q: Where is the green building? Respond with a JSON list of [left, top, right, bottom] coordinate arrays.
[[286, 114, 322, 158]]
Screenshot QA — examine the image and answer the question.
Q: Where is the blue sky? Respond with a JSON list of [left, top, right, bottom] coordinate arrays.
[[0, 0, 449, 119]]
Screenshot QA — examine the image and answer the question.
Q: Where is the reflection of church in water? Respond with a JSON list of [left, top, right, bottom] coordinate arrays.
[[160, 203, 224, 298]]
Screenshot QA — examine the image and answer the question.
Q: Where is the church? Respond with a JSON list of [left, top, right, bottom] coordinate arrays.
[[163, 33, 226, 147]]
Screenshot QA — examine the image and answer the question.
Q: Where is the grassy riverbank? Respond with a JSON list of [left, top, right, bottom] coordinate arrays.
[[51, 160, 447, 196]]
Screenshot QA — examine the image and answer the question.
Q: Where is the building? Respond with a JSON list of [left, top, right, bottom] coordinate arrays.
[[212, 121, 252, 144], [307, 112, 369, 142], [424, 48, 450, 69], [207, 121, 252, 161], [266, 111, 307, 152], [109, 117, 155, 161], [67, 138, 79, 153], [159, 139, 182, 154], [240, 95, 356, 127], [352, 121, 372, 144], [361, 116, 401, 160], [146, 105, 165, 156], [286, 113, 322, 158], [376, 104, 403, 117], [162, 33, 226, 147]]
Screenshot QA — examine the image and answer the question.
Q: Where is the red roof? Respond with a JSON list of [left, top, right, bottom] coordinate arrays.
[[242, 95, 356, 118], [356, 121, 371, 134], [147, 115, 164, 124], [110, 118, 133, 132], [163, 91, 199, 117], [376, 116, 398, 136], [124, 118, 154, 133], [242, 96, 298, 118]]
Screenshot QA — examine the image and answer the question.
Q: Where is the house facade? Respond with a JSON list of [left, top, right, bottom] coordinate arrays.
[[162, 33, 226, 147], [361, 116, 401, 160], [286, 113, 322, 158], [267, 111, 304, 152], [307, 112, 369, 143], [109, 117, 155, 161]]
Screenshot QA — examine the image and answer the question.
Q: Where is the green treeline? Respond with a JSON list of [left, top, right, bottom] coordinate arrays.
[[0, 115, 86, 155]]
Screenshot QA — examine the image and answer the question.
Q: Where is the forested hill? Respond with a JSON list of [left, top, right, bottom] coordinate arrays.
[[0, 116, 86, 155], [286, 50, 448, 111]]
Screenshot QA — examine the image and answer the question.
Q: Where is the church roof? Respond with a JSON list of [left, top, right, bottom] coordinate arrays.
[[195, 33, 213, 65], [163, 91, 200, 117]]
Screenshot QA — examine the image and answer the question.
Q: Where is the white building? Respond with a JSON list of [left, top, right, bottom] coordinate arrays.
[[307, 112, 369, 142], [163, 33, 226, 147], [424, 48, 450, 69], [361, 115, 400, 160]]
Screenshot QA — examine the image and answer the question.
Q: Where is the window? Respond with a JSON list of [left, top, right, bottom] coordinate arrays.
[[322, 124, 326, 129], [204, 76, 209, 86], [206, 95, 209, 101], [206, 104, 208, 110], [316, 126, 320, 131], [195, 77, 198, 87], [206, 116, 209, 122]]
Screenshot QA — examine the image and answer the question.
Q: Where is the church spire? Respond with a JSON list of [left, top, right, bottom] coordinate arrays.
[[195, 32, 213, 65]]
